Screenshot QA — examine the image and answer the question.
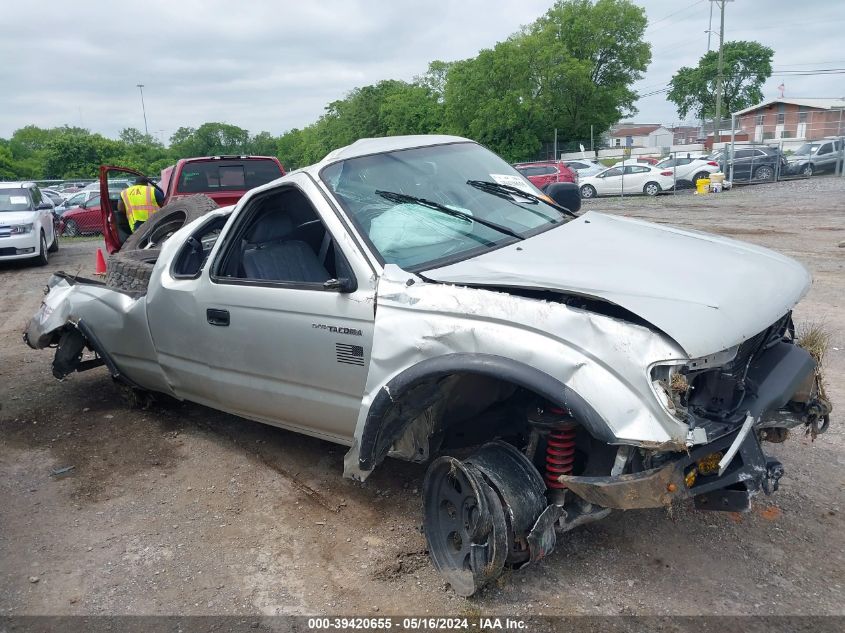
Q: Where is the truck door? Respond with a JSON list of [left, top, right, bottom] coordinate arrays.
[[146, 173, 376, 443], [99, 165, 150, 253]]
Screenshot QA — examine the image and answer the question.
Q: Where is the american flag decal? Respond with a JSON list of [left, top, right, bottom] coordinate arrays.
[[336, 343, 365, 366]]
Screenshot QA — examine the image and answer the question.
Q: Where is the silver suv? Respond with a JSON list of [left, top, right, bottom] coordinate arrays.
[[24, 136, 831, 595], [787, 138, 844, 176]]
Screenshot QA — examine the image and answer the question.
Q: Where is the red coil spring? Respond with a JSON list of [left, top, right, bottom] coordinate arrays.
[[545, 425, 577, 489]]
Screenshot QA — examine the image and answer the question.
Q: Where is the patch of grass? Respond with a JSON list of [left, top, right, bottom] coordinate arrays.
[[796, 322, 831, 366], [61, 235, 102, 242]]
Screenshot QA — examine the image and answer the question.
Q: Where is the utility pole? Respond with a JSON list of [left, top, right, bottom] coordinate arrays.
[[712, 1, 732, 149], [136, 84, 149, 136], [702, 1, 718, 142], [706, 0, 714, 51]]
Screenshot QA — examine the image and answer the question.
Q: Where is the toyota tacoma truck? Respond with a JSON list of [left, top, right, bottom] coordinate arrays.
[[24, 135, 831, 596]]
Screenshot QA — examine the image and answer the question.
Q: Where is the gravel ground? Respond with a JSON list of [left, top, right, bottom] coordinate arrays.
[[1, 177, 843, 617]]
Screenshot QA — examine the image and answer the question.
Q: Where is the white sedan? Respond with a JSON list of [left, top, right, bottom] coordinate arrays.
[[655, 155, 721, 187], [579, 164, 676, 198]]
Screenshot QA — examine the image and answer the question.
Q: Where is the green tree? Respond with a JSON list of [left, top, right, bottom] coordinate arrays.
[[444, 0, 651, 160], [415, 60, 453, 102], [42, 131, 123, 179], [249, 131, 278, 156], [0, 144, 18, 179], [114, 127, 173, 174], [379, 83, 443, 136], [667, 41, 773, 120], [169, 122, 251, 157]]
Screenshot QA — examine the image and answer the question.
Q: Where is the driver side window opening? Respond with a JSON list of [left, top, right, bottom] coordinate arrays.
[[214, 186, 354, 289]]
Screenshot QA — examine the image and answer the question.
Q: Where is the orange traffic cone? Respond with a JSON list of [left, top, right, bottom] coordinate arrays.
[[95, 248, 107, 275]]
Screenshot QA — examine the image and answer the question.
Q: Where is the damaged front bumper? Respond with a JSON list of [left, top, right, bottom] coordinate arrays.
[[561, 339, 831, 513], [560, 429, 781, 512]]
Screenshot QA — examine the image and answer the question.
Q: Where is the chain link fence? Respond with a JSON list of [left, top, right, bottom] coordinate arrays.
[[513, 111, 845, 199]]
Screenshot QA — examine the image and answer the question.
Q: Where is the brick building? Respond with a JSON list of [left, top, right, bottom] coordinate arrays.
[[733, 98, 845, 141]]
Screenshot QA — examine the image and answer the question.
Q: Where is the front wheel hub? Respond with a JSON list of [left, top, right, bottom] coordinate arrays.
[[423, 442, 555, 595], [422, 456, 507, 596]]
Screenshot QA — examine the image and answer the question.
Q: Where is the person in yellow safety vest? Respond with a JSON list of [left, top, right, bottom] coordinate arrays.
[[118, 176, 164, 232]]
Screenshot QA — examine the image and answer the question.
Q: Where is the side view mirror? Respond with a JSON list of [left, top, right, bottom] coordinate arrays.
[[544, 182, 582, 214], [37, 202, 53, 210], [323, 277, 356, 293]]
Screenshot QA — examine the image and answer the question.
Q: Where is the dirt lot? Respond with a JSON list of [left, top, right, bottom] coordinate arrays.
[[1, 179, 843, 617]]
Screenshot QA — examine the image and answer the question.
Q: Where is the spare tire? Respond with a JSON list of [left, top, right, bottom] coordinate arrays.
[[104, 249, 161, 292], [105, 195, 219, 293], [121, 194, 219, 252]]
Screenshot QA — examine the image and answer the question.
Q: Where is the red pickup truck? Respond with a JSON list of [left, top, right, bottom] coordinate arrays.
[[99, 155, 285, 255]]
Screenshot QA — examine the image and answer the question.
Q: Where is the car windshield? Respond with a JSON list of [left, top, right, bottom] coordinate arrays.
[[0, 188, 33, 212], [64, 192, 86, 207], [793, 143, 820, 156], [320, 142, 568, 270]]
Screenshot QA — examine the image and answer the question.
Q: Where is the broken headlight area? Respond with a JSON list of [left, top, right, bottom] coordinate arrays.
[[651, 312, 830, 443]]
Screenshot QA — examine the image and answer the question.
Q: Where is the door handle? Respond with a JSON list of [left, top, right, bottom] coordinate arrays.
[[206, 308, 230, 326]]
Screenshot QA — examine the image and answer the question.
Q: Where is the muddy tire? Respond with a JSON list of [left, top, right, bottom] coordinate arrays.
[[104, 249, 160, 292], [105, 195, 219, 293], [121, 195, 219, 252]]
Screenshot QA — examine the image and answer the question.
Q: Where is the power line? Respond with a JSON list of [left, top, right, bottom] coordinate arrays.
[[773, 60, 845, 67], [772, 70, 845, 76], [646, 0, 707, 32]]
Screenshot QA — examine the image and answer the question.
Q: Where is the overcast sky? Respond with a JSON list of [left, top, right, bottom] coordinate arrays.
[[1, 0, 843, 141]]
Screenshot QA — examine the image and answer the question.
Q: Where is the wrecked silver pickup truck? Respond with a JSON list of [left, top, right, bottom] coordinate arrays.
[[24, 135, 831, 595]]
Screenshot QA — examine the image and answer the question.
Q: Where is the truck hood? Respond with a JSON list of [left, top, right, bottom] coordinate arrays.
[[424, 212, 811, 358]]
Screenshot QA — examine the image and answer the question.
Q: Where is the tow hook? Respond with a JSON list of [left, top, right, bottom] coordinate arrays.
[[804, 397, 831, 438], [763, 458, 784, 494]]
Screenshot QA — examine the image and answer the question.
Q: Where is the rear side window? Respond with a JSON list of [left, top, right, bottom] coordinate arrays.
[[0, 188, 33, 211], [177, 160, 283, 193]]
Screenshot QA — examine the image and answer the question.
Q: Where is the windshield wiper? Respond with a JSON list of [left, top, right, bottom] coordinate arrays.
[[467, 180, 578, 218], [374, 190, 525, 241]]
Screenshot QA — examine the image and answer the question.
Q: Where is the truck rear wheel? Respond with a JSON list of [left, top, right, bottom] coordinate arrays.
[[105, 195, 219, 293]]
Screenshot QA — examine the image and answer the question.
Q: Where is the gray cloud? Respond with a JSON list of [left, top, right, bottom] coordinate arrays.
[[1, 0, 843, 139]]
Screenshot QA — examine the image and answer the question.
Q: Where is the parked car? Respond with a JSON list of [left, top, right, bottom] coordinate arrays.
[[55, 189, 99, 214], [0, 181, 59, 264], [655, 155, 721, 187], [787, 139, 844, 176], [579, 164, 675, 198], [59, 194, 102, 236], [25, 135, 830, 597], [40, 188, 65, 206], [611, 157, 660, 168], [709, 147, 787, 182], [100, 155, 286, 253], [563, 158, 604, 178], [513, 161, 577, 190]]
